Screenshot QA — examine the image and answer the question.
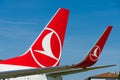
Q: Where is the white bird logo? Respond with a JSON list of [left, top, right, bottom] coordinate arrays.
[[90, 45, 101, 61], [93, 47, 99, 57], [34, 32, 58, 60]]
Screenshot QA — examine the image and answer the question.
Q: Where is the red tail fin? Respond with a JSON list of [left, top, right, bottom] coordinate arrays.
[[30, 8, 69, 66], [0, 8, 69, 68], [28, 8, 69, 67], [72, 26, 112, 68]]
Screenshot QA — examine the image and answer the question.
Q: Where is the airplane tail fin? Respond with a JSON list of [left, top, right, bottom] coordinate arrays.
[[25, 8, 69, 67], [0, 8, 69, 68], [72, 26, 112, 68], [28, 8, 69, 67]]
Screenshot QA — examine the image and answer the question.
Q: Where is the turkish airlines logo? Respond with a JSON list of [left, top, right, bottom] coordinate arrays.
[[89, 45, 101, 61], [30, 28, 62, 67]]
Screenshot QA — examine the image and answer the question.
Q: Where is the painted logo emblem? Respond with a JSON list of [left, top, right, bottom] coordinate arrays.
[[90, 45, 101, 61], [30, 28, 61, 67]]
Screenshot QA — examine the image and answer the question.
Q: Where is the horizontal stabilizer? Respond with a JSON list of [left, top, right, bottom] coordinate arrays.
[[0, 64, 116, 78]]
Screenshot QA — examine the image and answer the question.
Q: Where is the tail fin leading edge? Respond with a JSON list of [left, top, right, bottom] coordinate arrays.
[[72, 26, 112, 68]]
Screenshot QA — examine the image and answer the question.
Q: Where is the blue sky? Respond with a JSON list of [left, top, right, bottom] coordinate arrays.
[[0, 0, 120, 80]]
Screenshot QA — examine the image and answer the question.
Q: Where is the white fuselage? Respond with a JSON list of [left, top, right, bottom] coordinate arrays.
[[0, 64, 47, 80], [6, 74, 48, 80], [0, 64, 62, 80]]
